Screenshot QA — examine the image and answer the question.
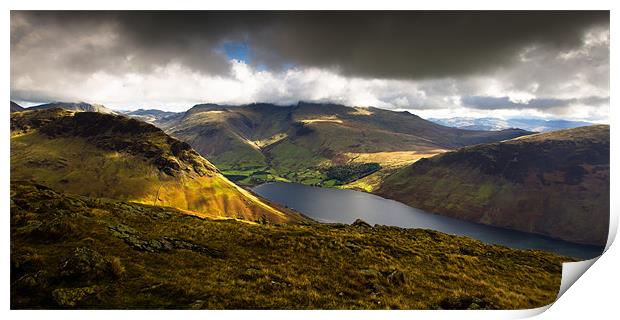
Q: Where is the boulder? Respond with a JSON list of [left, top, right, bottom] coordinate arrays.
[[52, 285, 100, 307], [351, 219, 372, 229], [58, 247, 113, 282]]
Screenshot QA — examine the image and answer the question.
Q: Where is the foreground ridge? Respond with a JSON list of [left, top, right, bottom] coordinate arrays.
[[11, 182, 569, 309]]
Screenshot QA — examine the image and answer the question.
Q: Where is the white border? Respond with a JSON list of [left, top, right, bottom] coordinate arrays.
[[2, 1, 617, 319]]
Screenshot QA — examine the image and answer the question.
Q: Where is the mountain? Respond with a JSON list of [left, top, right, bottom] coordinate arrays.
[[11, 180, 568, 309], [429, 117, 594, 132], [11, 101, 25, 113], [376, 125, 610, 246], [28, 102, 117, 114], [158, 102, 533, 186], [10, 108, 300, 223], [123, 109, 181, 124]]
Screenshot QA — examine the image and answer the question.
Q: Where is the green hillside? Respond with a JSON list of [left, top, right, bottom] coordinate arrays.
[[376, 125, 610, 246], [161, 102, 532, 186]]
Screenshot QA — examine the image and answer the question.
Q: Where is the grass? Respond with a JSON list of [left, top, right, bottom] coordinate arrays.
[[11, 181, 570, 309]]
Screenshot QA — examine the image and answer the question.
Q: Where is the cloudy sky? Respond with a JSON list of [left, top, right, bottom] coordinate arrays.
[[10, 11, 609, 121]]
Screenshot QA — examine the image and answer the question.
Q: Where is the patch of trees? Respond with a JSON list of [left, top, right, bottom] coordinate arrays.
[[325, 163, 381, 184]]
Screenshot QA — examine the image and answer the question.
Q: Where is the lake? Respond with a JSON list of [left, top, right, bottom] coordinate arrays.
[[253, 182, 604, 260]]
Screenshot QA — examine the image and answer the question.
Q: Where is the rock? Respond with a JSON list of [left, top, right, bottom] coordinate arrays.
[[14, 271, 48, 291], [52, 285, 99, 307], [189, 300, 206, 309], [386, 270, 406, 286], [344, 241, 360, 252], [351, 219, 372, 229], [458, 246, 476, 256], [241, 268, 263, 280], [58, 247, 113, 282], [108, 224, 223, 257], [439, 295, 498, 310]]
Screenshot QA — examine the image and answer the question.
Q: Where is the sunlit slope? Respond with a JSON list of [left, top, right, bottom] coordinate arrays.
[[10, 109, 298, 223], [376, 125, 610, 246], [162, 102, 532, 185]]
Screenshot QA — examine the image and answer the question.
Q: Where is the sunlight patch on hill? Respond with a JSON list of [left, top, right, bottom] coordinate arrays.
[[349, 107, 374, 116], [253, 133, 288, 148], [300, 116, 344, 124]]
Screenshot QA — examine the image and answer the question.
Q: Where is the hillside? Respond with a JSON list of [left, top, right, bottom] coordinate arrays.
[[11, 101, 25, 113], [11, 181, 569, 309], [376, 125, 610, 246], [160, 102, 532, 186], [430, 117, 594, 132], [10, 109, 299, 223], [27, 102, 117, 114]]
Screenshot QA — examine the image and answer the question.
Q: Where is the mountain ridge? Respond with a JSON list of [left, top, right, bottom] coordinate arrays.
[[26, 102, 117, 114], [430, 117, 595, 132]]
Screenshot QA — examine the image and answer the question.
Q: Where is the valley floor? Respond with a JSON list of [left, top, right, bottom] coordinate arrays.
[[11, 181, 570, 309]]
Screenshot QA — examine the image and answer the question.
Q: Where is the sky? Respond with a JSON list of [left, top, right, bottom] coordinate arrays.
[[10, 11, 610, 121]]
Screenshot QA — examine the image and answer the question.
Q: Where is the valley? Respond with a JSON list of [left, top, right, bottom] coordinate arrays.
[[153, 102, 531, 187]]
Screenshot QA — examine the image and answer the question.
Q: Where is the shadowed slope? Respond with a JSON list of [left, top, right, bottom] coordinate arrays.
[[376, 125, 610, 246], [11, 101, 24, 113]]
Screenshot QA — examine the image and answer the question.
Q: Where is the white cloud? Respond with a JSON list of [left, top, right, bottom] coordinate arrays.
[[11, 27, 609, 122]]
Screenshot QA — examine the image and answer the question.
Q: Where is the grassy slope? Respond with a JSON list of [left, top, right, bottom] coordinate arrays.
[[11, 182, 569, 309], [10, 109, 298, 223], [162, 103, 532, 186], [376, 125, 610, 246]]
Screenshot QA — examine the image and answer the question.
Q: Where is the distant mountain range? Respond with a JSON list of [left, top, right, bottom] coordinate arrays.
[[429, 117, 595, 132], [123, 109, 181, 124]]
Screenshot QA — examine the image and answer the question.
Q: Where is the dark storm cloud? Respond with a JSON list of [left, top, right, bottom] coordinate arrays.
[[461, 95, 609, 110], [11, 11, 609, 80]]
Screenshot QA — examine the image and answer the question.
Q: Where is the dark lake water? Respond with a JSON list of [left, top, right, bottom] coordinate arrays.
[[253, 182, 604, 260]]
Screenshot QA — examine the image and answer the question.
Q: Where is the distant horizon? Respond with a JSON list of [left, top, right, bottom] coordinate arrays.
[[10, 99, 608, 124]]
